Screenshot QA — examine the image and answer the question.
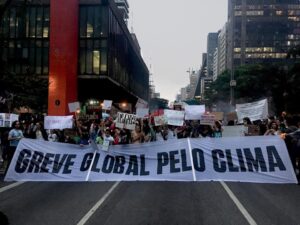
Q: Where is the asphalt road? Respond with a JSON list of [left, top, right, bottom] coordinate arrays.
[[1, 179, 300, 225]]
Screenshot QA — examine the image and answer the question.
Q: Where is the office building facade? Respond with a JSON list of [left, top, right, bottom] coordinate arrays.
[[206, 32, 219, 77], [0, 0, 149, 115], [227, 0, 300, 70]]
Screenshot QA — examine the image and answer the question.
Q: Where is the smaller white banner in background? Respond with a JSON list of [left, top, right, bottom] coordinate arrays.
[[44, 116, 74, 130], [236, 99, 268, 123], [185, 105, 205, 120], [200, 114, 215, 126], [115, 112, 137, 130], [222, 125, 245, 137], [164, 109, 185, 126], [68, 102, 80, 113], [136, 108, 149, 118], [102, 100, 113, 110]]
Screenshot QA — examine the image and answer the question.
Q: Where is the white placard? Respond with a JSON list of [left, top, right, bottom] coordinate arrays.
[[154, 116, 166, 126], [44, 115, 74, 130], [102, 100, 113, 110], [115, 112, 137, 130], [185, 105, 205, 120], [164, 109, 185, 126], [0, 113, 19, 127], [135, 98, 149, 109], [236, 99, 268, 123], [136, 108, 149, 118], [68, 102, 80, 113], [222, 125, 245, 137], [200, 114, 215, 126]]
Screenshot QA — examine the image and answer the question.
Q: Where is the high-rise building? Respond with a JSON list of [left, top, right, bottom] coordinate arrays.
[[212, 48, 219, 81], [114, 0, 129, 25], [206, 33, 219, 77], [187, 70, 199, 100], [217, 23, 228, 76], [227, 0, 300, 71]]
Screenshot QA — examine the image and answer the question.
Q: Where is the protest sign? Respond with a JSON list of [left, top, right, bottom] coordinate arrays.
[[200, 114, 215, 126], [154, 116, 166, 126], [102, 100, 113, 110], [211, 112, 224, 121], [164, 109, 185, 126], [184, 105, 205, 120], [68, 102, 80, 113], [135, 98, 148, 109], [5, 136, 297, 184], [222, 125, 245, 137], [236, 99, 268, 123], [44, 116, 74, 130], [115, 112, 137, 130], [0, 113, 19, 127], [136, 108, 149, 118]]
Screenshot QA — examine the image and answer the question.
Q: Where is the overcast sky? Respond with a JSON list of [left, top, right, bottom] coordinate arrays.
[[127, 0, 228, 103]]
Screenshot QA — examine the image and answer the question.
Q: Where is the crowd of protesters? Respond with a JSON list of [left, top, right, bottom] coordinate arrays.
[[1, 111, 300, 178]]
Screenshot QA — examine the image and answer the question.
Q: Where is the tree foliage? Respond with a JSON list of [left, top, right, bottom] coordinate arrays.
[[208, 63, 300, 115]]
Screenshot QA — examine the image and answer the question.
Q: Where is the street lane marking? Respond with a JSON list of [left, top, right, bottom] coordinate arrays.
[[220, 181, 257, 225], [0, 182, 25, 194], [77, 181, 121, 225]]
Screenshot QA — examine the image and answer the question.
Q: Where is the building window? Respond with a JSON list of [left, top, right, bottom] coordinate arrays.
[[79, 6, 108, 75], [0, 5, 49, 75]]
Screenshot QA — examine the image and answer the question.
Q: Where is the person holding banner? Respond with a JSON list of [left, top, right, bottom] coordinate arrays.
[[5, 121, 23, 175]]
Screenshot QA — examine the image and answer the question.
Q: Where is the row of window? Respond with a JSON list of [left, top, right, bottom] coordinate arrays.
[[234, 4, 300, 10], [234, 53, 287, 59], [0, 40, 49, 75], [235, 10, 300, 16], [0, 6, 49, 39], [234, 47, 275, 53], [79, 6, 108, 38]]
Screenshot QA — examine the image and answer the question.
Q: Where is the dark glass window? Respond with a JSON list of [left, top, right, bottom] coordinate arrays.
[[0, 5, 49, 75], [79, 5, 108, 75]]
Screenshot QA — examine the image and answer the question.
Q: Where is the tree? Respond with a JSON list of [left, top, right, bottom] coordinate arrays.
[[0, 68, 48, 112], [209, 70, 231, 103], [207, 64, 300, 115]]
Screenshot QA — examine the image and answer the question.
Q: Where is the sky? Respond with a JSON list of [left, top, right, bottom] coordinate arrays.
[[127, 0, 228, 103]]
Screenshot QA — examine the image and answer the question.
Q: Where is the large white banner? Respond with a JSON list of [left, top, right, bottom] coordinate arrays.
[[184, 105, 205, 120], [44, 116, 74, 130], [236, 99, 268, 123], [5, 136, 297, 183]]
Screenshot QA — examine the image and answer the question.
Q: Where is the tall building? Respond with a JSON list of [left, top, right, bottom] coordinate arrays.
[[193, 53, 207, 99], [114, 0, 129, 25], [206, 32, 219, 77], [0, 0, 149, 115], [227, 0, 300, 71], [217, 23, 228, 76], [187, 70, 199, 100], [212, 48, 219, 81]]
